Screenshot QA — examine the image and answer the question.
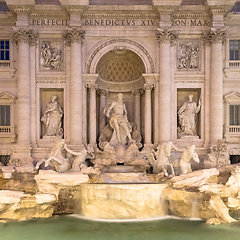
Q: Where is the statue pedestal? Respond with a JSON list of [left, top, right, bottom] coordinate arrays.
[[42, 136, 62, 142], [180, 135, 199, 140]]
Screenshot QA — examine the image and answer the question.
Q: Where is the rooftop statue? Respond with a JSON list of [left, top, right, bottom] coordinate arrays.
[[41, 94, 63, 137], [178, 94, 201, 138]]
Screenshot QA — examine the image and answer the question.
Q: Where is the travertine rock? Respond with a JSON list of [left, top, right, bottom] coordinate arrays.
[[35, 170, 89, 195], [0, 190, 56, 221], [165, 165, 240, 224], [34, 170, 89, 214], [168, 168, 219, 189], [78, 183, 167, 219]]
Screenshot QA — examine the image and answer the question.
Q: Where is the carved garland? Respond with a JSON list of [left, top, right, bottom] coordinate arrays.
[[86, 38, 154, 73]]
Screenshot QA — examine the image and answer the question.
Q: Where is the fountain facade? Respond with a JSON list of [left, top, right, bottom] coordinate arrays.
[[0, 0, 240, 225]]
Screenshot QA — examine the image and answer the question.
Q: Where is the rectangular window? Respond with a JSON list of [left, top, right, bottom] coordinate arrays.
[[0, 105, 10, 126], [0, 155, 10, 166], [230, 105, 240, 125], [0, 40, 9, 61]]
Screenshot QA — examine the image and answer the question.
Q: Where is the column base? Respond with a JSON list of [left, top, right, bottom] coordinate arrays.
[[11, 144, 33, 165], [88, 142, 98, 149], [67, 144, 85, 151], [143, 143, 154, 149], [42, 136, 62, 142]]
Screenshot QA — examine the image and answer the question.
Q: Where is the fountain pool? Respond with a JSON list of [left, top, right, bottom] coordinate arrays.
[[1, 215, 240, 240]]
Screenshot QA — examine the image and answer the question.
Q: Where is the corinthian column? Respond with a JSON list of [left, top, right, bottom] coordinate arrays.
[[13, 29, 34, 146], [157, 28, 177, 143], [207, 28, 225, 143], [132, 89, 141, 131], [144, 83, 154, 147], [64, 28, 85, 146], [99, 89, 108, 134], [88, 83, 97, 147]]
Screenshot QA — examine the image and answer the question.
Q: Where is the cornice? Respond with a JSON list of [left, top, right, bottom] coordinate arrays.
[[6, 5, 35, 16], [87, 5, 153, 11], [83, 13, 158, 19], [31, 13, 69, 18], [96, 76, 145, 93], [172, 13, 210, 19]]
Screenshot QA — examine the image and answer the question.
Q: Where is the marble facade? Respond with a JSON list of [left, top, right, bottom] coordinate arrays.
[[0, 0, 240, 166]]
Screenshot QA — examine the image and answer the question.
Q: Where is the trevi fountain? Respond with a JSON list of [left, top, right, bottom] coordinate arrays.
[[0, 91, 239, 231]]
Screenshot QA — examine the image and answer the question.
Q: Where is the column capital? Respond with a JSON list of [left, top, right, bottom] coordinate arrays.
[[63, 28, 85, 45], [97, 89, 109, 97], [87, 83, 98, 91], [143, 83, 155, 91], [29, 32, 38, 46], [13, 28, 37, 45], [132, 89, 143, 96], [156, 28, 178, 45], [204, 28, 226, 44]]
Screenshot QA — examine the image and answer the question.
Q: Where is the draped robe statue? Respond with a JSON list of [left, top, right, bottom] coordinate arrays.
[[178, 94, 201, 138], [41, 94, 63, 137]]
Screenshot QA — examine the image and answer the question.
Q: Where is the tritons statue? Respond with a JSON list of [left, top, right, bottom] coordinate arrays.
[[35, 140, 95, 173]]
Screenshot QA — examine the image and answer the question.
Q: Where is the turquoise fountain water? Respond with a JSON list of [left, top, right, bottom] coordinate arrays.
[[1, 215, 240, 240]]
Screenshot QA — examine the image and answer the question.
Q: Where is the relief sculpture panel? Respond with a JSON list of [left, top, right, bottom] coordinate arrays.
[[178, 41, 200, 71], [40, 41, 63, 70]]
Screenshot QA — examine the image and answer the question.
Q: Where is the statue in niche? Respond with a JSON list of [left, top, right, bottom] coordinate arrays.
[[104, 93, 134, 147], [171, 144, 200, 174], [41, 94, 63, 137], [177, 94, 201, 138], [178, 42, 199, 70], [40, 42, 63, 70]]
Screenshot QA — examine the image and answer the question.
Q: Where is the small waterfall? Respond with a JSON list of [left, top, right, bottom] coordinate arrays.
[[159, 192, 169, 216], [190, 200, 200, 220]]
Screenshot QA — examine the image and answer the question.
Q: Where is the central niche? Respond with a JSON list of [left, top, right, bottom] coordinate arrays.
[[96, 49, 146, 82]]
